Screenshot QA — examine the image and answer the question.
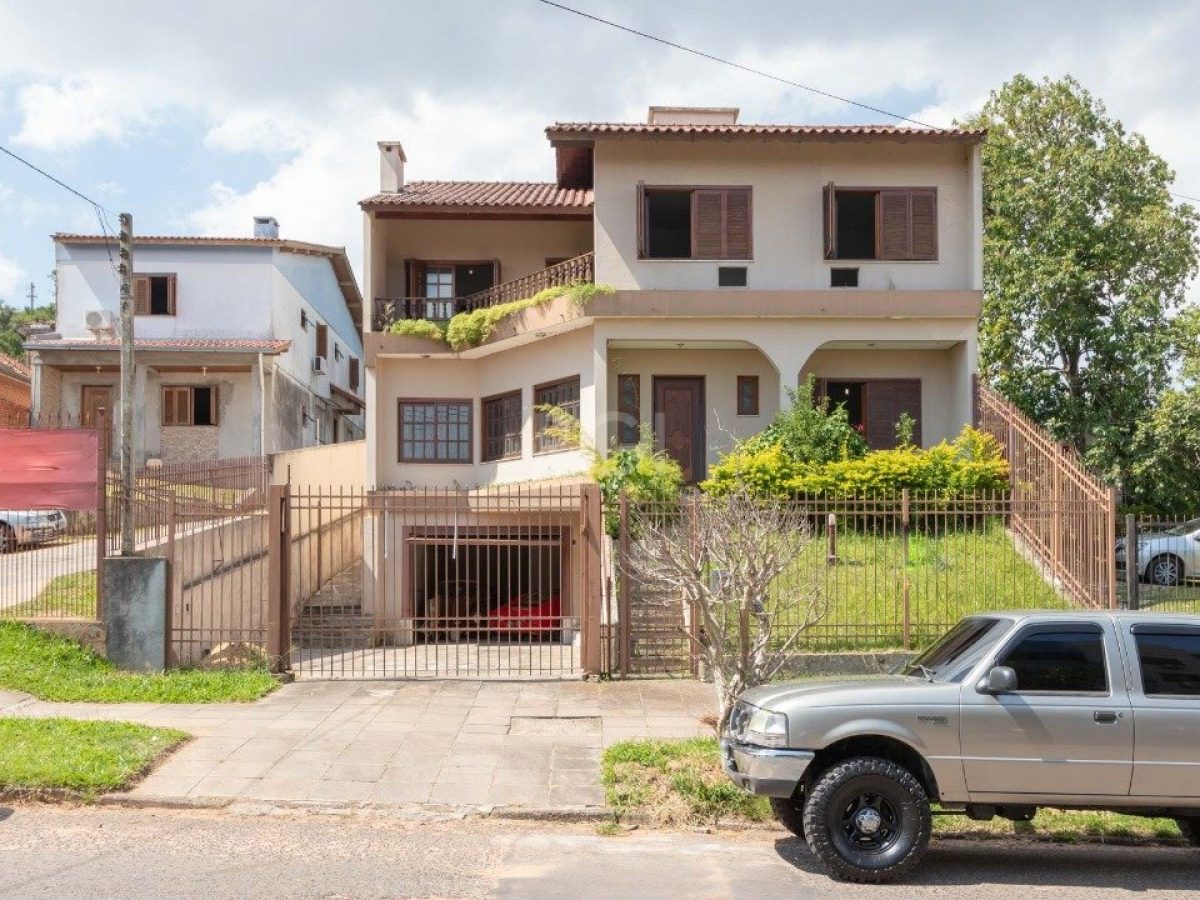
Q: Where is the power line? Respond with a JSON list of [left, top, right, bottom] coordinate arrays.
[[534, 0, 943, 130], [534, 0, 1200, 206], [0, 143, 116, 215]]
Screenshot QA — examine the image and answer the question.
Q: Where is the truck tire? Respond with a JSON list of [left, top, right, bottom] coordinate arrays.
[[802, 757, 931, 883], [1177, 818, 1200, 846], [769, 796, 805, 839]]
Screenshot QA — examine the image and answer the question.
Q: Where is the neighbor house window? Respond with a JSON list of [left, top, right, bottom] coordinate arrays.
[[398, 399, 471, 463], [534, 377, 580, 453], [162, 386, 217, 426], [315, 323, 328, 359], [638, 185, 752, 260], [617, 374, 640, 445], [134, 274, 177, 316], [348, 357, 360, 393], [737, 376, 759, 416], [823, 185, 937, 261], [482, 391, 522, 462]]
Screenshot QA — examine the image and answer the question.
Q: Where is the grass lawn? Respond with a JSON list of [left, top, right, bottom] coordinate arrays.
[[777, 519, 1069, 651], [601, 738, 1185, 842], [0, 621, 278, 703], [5, 570, 97, 619], [0, 718, 186, 797]]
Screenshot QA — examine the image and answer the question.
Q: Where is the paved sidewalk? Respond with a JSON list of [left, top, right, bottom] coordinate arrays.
[[7, 680, 713, 808]]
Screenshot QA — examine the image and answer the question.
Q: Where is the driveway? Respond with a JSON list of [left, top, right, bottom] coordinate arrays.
[[0, 537, 95, 611], [5, 679, 714, 807], [0, 806, 1193, 899]]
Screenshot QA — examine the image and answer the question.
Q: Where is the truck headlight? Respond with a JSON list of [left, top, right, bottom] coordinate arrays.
[[745, 709, 789, 748]]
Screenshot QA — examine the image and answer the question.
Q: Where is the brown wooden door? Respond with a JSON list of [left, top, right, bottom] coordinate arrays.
[[863, 380, 922, 450], [80, 385, 113, 430], [654, 377, 705, 483]]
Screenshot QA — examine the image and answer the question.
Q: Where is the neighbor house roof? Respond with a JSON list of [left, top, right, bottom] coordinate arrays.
[[359, 181, 593, 215], [52, 234, 363, 330], [0, 353, 31, 382], [24, 338, 291, 354], [545, 122, 986, 143]]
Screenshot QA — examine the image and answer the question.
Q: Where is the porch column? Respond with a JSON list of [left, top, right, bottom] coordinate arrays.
[[249, 354, 264, 456], [948, 337, 978, 432], [589, 325, 609, 454], [752, 331, 826, 416]]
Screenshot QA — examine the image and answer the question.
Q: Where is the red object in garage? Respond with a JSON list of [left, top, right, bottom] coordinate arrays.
[[488, 589, 562, 638]]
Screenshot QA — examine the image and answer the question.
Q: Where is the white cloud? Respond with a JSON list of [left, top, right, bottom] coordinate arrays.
[[0, 252, 26, 301], [11, 77, 154, 150]]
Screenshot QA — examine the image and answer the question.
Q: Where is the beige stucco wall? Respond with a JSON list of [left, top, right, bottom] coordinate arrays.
[[372, 327, 596, 489], [270, 440, 367, 487], [369, 217, 593, 309], [605, 347, 779, 468], [592, 138, 977, 292]]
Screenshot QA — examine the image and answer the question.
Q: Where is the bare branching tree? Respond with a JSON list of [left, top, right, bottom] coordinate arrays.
[[621, 489, 827, 731]]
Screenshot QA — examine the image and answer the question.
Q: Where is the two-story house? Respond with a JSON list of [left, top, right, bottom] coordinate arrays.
[[25, 218, 365, 463], [361, 106, 983, 490]]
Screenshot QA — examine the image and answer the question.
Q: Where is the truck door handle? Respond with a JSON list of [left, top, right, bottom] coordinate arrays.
[[1093, 711, 1121, 724]]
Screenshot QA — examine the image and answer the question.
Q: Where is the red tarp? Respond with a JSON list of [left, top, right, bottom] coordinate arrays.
[[0, 428, 100, 510]]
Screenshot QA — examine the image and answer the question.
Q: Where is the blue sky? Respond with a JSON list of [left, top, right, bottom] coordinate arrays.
[[1, 0, 1197, 311]]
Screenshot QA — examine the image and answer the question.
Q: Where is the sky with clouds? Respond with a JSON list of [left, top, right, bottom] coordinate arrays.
[[0, 0, 1197, 310]]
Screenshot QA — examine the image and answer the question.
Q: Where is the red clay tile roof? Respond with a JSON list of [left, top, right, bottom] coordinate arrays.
[[546, 122, 986, 142], [0, 353, 31, 382], [25, 338, 291, 354], [359, 181, 593, 212]]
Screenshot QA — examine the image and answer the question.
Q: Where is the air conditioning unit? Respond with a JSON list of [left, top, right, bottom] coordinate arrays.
[[312, 355, 328, 375], [85, 310, 116, 335]]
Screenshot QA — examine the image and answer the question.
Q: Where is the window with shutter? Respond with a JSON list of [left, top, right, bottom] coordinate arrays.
[[134, 274, 177, 315], [162, 386, 217, 426], [641, 186, 753, 260], [315, 324, 328, 359], [828, 187, 938, 261], [349, 358, 360, 393], [134, 276, 151, 316]]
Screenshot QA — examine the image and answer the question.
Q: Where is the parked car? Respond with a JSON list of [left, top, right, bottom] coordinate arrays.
[[0, 508, 67, 552], [722, 611, 1200, 883], [1116, 517, 1200, 586], [487, 589, 561, 641]]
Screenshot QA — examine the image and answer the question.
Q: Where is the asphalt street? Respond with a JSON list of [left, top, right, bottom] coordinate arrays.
[[0, 805, 1194, 899]]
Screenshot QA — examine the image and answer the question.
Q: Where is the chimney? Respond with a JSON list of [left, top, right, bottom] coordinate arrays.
[[253, 216, 280, 239], [647, 106, 739, 126], [378, 141, 407, 192]]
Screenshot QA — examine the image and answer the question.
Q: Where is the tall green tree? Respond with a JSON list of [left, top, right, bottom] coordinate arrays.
[[0, 302, 56, 359], [961, 75, 1199, 491]]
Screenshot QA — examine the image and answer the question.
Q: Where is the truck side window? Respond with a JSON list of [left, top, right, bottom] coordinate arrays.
[[1136, 632, 1200, 696], [999, 631, 1107, 692]]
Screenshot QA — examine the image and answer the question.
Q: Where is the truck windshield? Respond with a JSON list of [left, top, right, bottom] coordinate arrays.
[[903, 617, 1013, 682]]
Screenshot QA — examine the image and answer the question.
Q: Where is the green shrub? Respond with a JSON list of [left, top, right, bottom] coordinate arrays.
[[704, 425, 1009, 498], [444, 282, 613, 350], [591, 426, 683, 537], [740, 375, 868, 463], [388, 318, 445, 341]]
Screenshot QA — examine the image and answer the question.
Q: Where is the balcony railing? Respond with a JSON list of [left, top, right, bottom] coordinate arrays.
[[373, 251, 594, 331]]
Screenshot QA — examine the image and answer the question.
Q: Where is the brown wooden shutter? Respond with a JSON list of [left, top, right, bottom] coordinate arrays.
[[166, 273, 178, 315], [725, 188, 752, 259], [822, 183, 836, 259], [208, 387, 219, 426], [879, 190, 912, 260], [315, 324, 328, 359], [161, 387, 174, 426], [692, 189, 725, 259], [863, 380, 922, 450], [349, 358, 360, 393], [134, 275, 151, 315], [405, 258, 419, 296], [910, 189, 937, 260], [635, 181, 647, 258]]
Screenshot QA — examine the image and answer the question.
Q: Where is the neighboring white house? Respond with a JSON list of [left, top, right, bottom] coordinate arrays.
[[361, 106, 984, 489], [26, 218, 365, 463]]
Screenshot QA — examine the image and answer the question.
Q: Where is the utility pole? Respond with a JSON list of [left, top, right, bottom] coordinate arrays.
[[117, 213, 135, 556], [26, 281, 35, 311]]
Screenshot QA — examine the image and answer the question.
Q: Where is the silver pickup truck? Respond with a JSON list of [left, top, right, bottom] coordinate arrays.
[[722, 611, 1200, 882]]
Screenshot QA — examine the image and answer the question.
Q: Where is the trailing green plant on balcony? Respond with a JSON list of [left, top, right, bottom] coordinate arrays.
[[387, 282, 613, 351]]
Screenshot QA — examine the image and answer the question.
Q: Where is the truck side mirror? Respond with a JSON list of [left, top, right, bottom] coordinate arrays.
[[978, 665, 1018, 694]]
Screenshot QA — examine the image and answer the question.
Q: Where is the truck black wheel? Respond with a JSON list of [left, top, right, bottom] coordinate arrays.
[[802, 757, 931, 883], [769, 796, 805, 839], [1177, 817, 1200, 846]]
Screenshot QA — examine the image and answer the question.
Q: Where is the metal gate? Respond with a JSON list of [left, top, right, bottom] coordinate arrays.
[[287, 484, 601, 679]]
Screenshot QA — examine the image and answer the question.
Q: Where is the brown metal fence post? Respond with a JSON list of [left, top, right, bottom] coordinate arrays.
[[1107, 487, 1118, 610], [267, 483, 291, 673], [94, 407, 108, 621], [618, 491, 631, 677], [164, 492, 177, 667], [901, 488, 911, 652], [580, 483, 603, 676], [688, 494, 700, 676], [1125, 514, 1139, 611]]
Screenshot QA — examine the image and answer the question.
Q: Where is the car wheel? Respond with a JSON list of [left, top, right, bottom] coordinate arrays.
[[1177, 817, 1200, 847], [802, 757, 931, 884], [770, 796, 806, 840], [0, 525, 15, 554], [1149, 554, 1184, 587]]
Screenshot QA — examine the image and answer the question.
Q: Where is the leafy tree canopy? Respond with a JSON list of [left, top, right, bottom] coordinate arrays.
[[0, 302, 56, 359]]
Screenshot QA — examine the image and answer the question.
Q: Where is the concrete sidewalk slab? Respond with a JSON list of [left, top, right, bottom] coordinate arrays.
[[6, 679, 713, 809]]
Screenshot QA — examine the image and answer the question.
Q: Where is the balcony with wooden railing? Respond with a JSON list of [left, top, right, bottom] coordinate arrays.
[[372, 252, 594, 331]]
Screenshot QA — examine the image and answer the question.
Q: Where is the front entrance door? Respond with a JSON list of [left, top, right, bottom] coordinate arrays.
[[653, 377, 705, 483], [80, 385, 113, 431]]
